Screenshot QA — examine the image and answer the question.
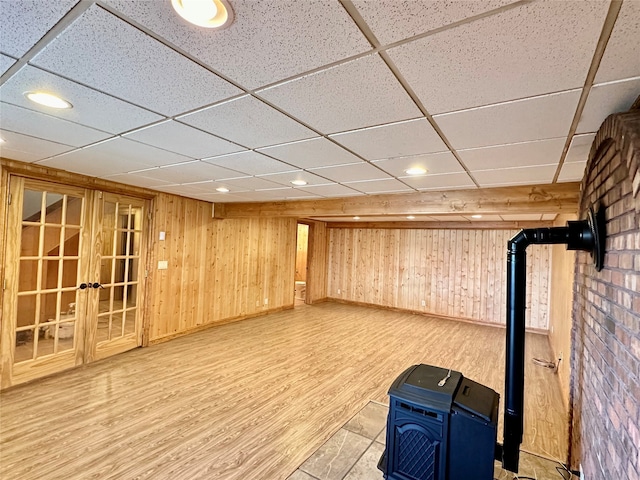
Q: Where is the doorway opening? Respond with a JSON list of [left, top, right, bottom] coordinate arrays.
[[294, 223, 309, 306]]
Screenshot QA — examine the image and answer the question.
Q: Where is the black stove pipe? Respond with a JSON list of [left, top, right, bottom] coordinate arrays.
[[501, 208, 605, 472]]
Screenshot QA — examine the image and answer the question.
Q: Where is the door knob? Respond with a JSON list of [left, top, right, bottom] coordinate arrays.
[[77, 283, 88, 290], [92, 283, 105, 289]]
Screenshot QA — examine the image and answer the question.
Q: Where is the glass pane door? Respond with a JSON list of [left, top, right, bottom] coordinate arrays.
[[89, 192, 146, 360], [2, 177, 90, 387]]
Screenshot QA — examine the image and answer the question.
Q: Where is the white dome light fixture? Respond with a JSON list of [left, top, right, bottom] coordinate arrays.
[[407, 215, 415, 220], [25, 91, 72, 109], [216, 187, 229, 193], [291, 180, 307, 186], [171, 0, 234, 29], [471, 214, 483, 219]]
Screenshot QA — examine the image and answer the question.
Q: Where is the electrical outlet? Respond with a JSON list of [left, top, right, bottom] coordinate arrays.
[[158, 260, 168, 270], [421, 300, 426, 307], [337, 289, 341, 294], [264, 298, 268, 305]]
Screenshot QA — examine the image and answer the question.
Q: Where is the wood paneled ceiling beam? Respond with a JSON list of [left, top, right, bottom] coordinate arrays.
[[325, 221, 555, 230], [214, 182, 580, 219]]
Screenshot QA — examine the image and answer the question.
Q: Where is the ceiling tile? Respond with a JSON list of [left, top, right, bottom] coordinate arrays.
[[434, 90, 581, 149], [105, 0, 370, 89], [154, 183, 217, 197], [343, 178, 414, 194], [594, 0, 640, 83], [124, 120, 243, 159], [31, 5, 242, 116], [1, 54, 16, 76], [192, 192, 254, 203], [473, 164, 558, 187], [295, 183, 363, 198], [565, 134, 596, 164], [308, 162, 392, 183], [387, 0, 608, 113], [1, 66, 164, 134], [1, 102, 111, 147], [178, 96, 316, 148], [36, 149, 152, 177], [0, 0, 79, 57], [465, 215, 504, 221], [577, 77, 640, 134], [130, 161, 242, 184], [501, 214, 543, 221], [426, 215, 471, 222], [215, 176, 283, 190], [257, 137, 362, 169], [34, 137, 194, 178], [557, 161, 587, 183], [257, 170, 331, 187], [228, 189, 293, 201], [0, 129, 74, 162], [258, 54, 421, 133], [372, 151, 464, 177], [330, 118, 447, 160], [458, 138, 565, 171], [352, 0, 516, 45], [101, 173, 173, 189], [203, 150, 296, 176], [400, 172, 475, 190]]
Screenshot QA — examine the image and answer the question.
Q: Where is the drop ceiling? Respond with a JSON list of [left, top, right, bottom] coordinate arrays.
[[1, 0, 639, 223]]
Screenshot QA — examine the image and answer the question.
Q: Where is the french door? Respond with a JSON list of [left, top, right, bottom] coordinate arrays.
[[0, 177, 149, 388]]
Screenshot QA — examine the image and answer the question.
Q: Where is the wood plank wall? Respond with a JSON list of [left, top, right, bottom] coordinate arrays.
[[549, 214, 577, 408], [148, 194, 297, 342], [304, 221, 328, 303], [295, 223, 308, 282], [327, 228, 552, 329]]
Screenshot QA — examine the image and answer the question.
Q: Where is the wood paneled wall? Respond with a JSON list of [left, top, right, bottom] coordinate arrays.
[[148, 194, 297, 342], [327, 228, 552, 329], [304, 220, 328, 303], [295, 224, 308, 282], [549, 215, 577, 408]]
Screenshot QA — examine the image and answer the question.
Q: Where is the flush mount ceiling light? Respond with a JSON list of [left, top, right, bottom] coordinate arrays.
[[405, 167, 427, 176], [471, 214, 483, 219], [25, 91, 72, 109], [216, 187, 229, 193], [290, 180, 307, 186], [407, 215, 415, 220], [353, 216, 360, 220], [171, 0, 234, 29]]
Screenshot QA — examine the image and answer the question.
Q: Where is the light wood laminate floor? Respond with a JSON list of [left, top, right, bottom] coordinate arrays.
[[0, 302, 568, 480]]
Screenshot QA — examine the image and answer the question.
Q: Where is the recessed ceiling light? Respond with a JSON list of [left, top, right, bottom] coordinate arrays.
[[407, 215, 415, 220], [291, 180, 307, 186], [353, 216, 360, 220], [25, 91, 72, 109], [216, 187, 229, 193], [405, 167, 427, 176], [171, 0, 234, 29], [471, 214, 483, 219]]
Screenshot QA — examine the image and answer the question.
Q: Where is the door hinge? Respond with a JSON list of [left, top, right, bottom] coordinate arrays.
[[145, 269, 148, 278], [3, 278, 6, 290], [7, 193, 11, 205], [147, 210, 152, 221]]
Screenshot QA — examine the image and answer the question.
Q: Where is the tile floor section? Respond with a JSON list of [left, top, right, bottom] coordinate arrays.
[[287, 402, 576, 480]]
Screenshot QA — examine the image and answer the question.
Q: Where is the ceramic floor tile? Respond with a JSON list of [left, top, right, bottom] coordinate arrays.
[[343, 402, 388, 440], [374, 429, 386, 446], [299, 428, 371, 480], [287, 470, 319, 480], [343, 442, 386, 480]]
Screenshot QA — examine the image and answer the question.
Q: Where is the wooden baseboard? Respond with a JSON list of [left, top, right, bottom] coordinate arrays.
[[327, 298, 548, 335], [149, 304, 295, 345]]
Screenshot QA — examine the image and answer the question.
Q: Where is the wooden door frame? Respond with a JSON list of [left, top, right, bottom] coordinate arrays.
[[0, 170, 154, 389]]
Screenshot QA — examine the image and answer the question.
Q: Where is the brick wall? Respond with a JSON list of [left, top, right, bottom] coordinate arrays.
[[570, 106, 640, 478]]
